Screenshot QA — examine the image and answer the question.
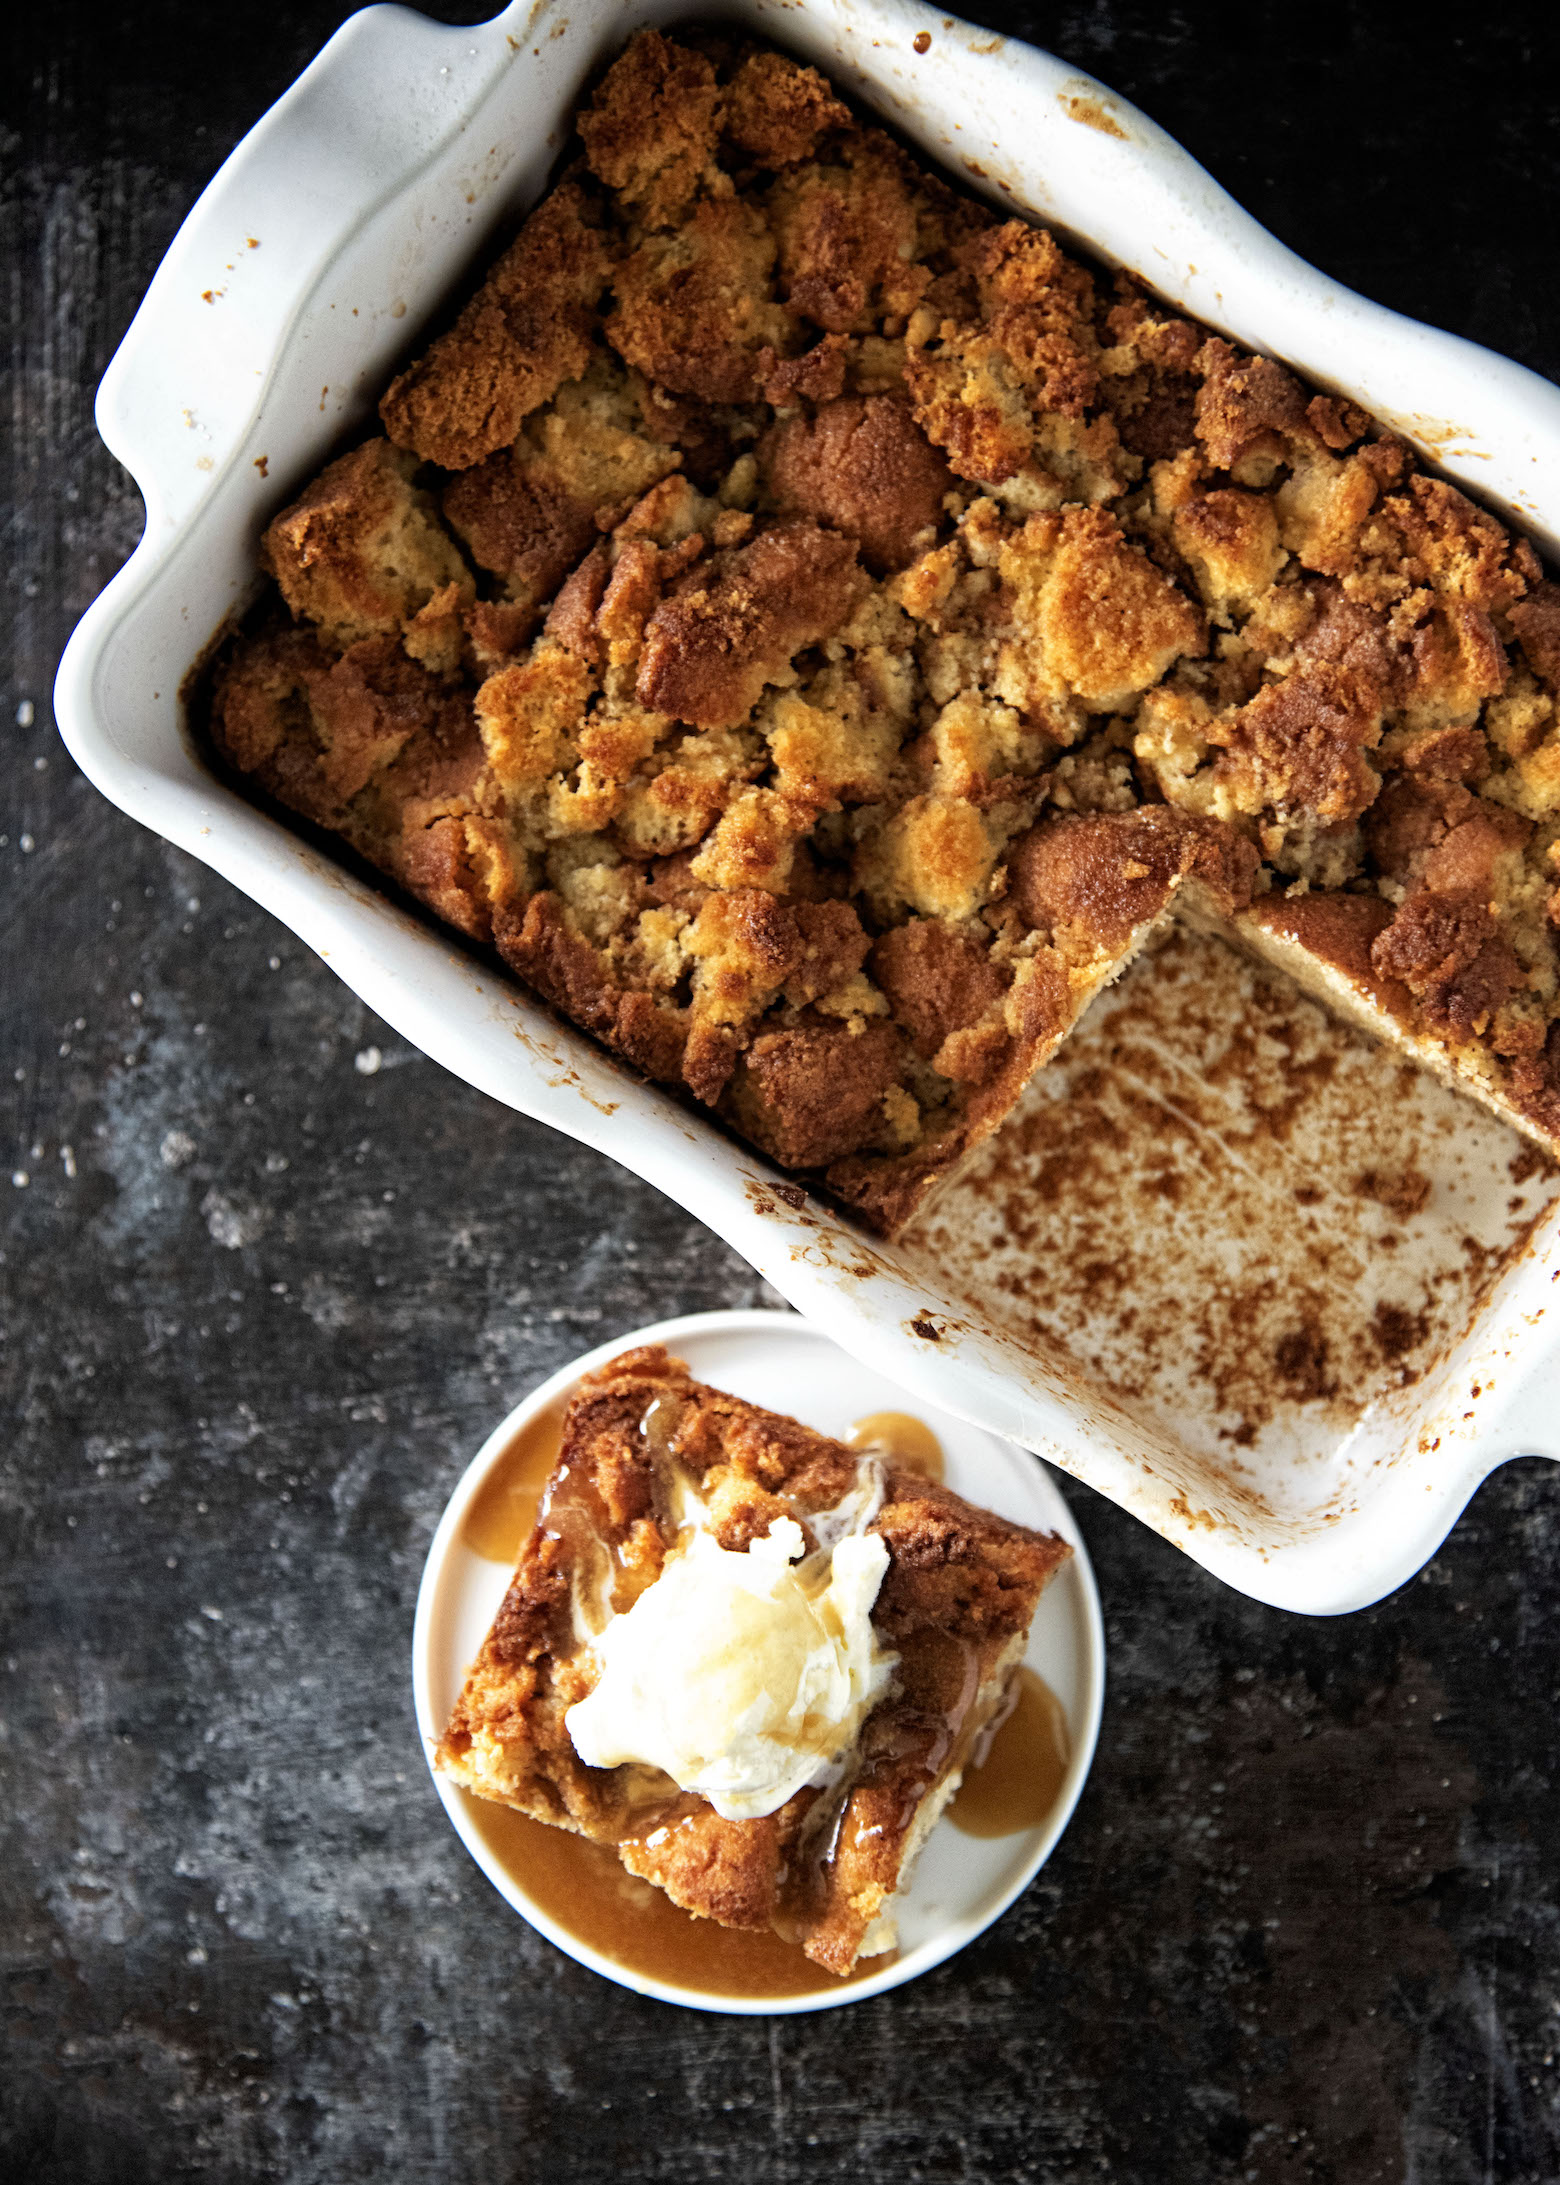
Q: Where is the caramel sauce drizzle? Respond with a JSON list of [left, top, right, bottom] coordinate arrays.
[[460, 1664, 1071, 1995]]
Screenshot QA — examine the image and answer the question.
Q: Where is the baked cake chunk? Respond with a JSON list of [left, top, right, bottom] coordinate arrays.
[[436, 1346, 1071, 1975], [208, 26, 1560, 1227]]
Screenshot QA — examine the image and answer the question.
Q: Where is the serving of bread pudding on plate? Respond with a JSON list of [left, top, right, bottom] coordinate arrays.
[[207, 26, 1560, 1231], [435, 1345, 1070, 1975]]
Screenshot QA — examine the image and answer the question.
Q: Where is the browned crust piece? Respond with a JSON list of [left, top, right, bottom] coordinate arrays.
[[440, 454, 601, 617], [209, 24, 1560, 1229], [261, 438, 472, 650], [577, 28, 723, 230], [606, 193, 792, 407], [758, 395, 954, 574], [209, 619, 502, 940], [435, 1345, 1071, 1975], [636, 521, 863, 729], [211, 622, 468, 829], [380, 181, 614, 470], [1243, 889, 1413, 1021], [723, 49, 852, 169]]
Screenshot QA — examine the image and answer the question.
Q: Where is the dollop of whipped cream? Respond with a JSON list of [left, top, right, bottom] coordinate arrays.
[[565, 1515, 897, 1821]]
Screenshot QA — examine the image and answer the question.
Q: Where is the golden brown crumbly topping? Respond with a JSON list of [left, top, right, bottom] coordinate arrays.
[[442, 454, 600, 623], [760, 395, 952, 574], [380, 181, 614, 470], [577, 29, 722, 229], [870, 919, 1008, 1061], [723, 49, 851, 168], [1009, 807, 1258, 955], [262, 439, 473, 650], [731, 1015, 908, 1168], [608, 194, 794, 406], [636, 522, 862, 729], [1510, 581, 1560, 690], [436, 1346, 1070, 1972], [770, 129, 938, 338], [211, 27, 1560, 1219]]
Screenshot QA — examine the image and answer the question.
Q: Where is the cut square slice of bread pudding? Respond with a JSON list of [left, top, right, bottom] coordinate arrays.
[[436, 1345, 1071, 1975]]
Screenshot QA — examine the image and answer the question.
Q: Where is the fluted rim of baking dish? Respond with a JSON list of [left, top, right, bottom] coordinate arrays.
[[54, 0, 1560, 1613]]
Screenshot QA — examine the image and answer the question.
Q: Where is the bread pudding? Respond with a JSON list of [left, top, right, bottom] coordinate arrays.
[[435, 1346, 1069, 1975], [208, 27, 1560, 1230]]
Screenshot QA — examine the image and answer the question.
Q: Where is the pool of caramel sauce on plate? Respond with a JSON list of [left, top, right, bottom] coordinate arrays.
[[460, 1797, 886, 1998], [454, 1405, 1070, 1995], [844, 1415, 1072, 1832], [948, 1668, 1071, 1837], [846, 1410, 945, 1481], [460, 1402, 567, 1563]]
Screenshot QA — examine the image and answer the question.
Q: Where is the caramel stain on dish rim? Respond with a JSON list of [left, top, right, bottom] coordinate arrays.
[[847, 1410, 945, 1482], [949, 1668, 1071, 1837], [459, 1795, 891, 1998], [461, 1402, 567, 1562], [1059, 89, 1128, 139]]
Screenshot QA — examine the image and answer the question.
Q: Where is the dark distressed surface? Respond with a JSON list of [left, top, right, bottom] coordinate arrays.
[[5, 3, 1560, 2177]]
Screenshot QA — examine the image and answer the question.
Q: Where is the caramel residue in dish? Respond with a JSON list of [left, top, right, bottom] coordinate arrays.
[[900, 924, 1558, 1462], [1058, 92, 1128, 140]]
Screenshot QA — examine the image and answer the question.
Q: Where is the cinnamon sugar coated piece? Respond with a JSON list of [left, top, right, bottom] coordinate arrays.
[[208, 27, 1560, 1226], [435, 1346, 1070, 1974]]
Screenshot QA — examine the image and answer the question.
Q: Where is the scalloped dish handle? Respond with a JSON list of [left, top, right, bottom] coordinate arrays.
[[95, 2, 514, 530]]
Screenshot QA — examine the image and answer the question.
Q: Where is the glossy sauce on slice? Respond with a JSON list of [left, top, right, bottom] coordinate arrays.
[[948, 1667, 1071, 1836], [844, 1418, 1070, 1836], [459, 1403, 568, 1563], [453, 1391, 1055, 1991], [458, 1795, 892, 1998], [846, 1410, 944, 1482]]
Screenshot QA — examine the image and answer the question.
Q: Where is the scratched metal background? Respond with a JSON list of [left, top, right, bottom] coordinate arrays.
[[5, 5, 1560, 2179]]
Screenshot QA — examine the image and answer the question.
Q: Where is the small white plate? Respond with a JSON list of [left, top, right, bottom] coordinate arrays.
[[412, 1308, 1105, 2014]]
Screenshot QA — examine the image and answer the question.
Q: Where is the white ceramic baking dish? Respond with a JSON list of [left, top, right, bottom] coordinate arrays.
[[54, 0, 1560, 1614]]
